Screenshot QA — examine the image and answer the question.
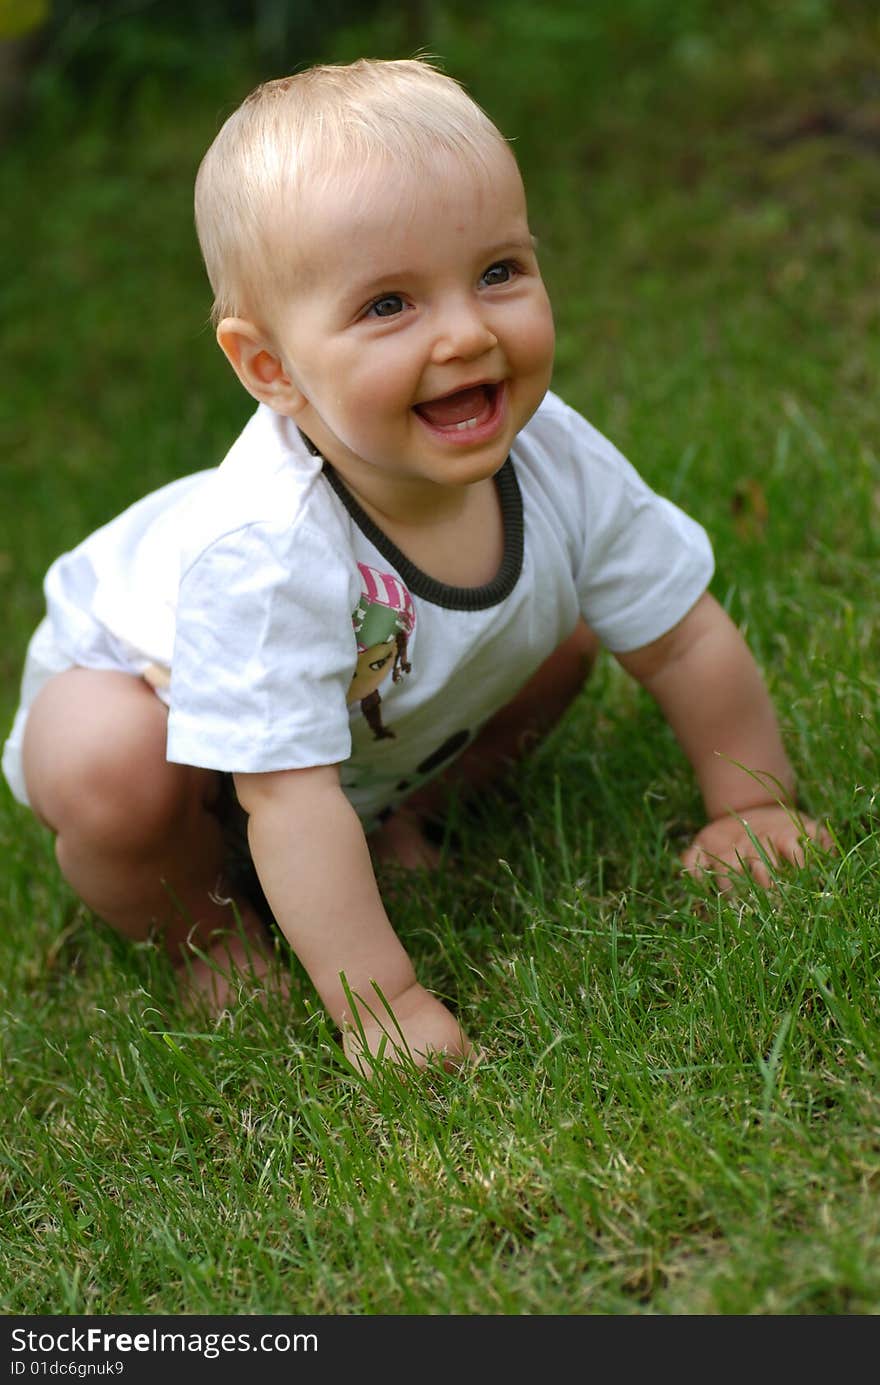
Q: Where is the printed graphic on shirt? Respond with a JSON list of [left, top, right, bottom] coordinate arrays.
[[348, 563, 415, 740], [393, 729, 472, 796], [345, 728, 474, 829]]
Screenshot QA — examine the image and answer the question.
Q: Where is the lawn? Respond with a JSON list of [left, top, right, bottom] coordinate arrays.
[[1, 0, 879, 1315]]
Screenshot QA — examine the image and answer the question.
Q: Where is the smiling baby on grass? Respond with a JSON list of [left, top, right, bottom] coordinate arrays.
[[2, 58, 830, 1075]]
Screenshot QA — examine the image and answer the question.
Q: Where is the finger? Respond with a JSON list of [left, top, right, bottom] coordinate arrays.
[[792, 815, 835, 854], [777, 835, 806, 868], [681, 836, 735, 873], [681, 844, 721, 885], [773, 822, 833, 868], [744, 854, 773, 889], [680, 843, 702, 875], [681, 847, 734, 895], [713, 868, 736, 895], [718, 837, 781, 889]]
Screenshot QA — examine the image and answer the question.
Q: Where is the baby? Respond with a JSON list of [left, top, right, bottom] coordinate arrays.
[[2, 57, 829, 1072]]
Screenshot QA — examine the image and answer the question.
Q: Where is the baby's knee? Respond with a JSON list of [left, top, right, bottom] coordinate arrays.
[[45, 738, 189, 857], [22, 671, 186, 853]]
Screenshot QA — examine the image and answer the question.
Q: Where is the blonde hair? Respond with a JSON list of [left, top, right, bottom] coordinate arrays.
[[194, 57, 513, 326]]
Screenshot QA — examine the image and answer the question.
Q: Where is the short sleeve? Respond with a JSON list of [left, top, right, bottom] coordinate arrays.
[[166, 518, 359, 773], [556, 402, 715, 652]]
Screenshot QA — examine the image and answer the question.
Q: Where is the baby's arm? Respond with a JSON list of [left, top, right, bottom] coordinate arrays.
[[233, 765, 473, 1073], [617, 591, 830, 888]]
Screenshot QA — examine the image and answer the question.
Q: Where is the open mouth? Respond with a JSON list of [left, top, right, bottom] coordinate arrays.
[[414, 383, 499, 432]]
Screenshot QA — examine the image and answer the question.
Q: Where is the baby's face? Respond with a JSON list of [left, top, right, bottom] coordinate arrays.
[[347, 639, 397, 703], [267, 143, 555, 511]]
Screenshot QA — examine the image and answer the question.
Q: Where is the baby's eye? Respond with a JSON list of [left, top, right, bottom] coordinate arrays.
[[366, 294, 406, 318], [480, 261, 515, 287]]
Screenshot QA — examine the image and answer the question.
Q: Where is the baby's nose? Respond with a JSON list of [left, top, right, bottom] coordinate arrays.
[[431, 300, 498, 363]]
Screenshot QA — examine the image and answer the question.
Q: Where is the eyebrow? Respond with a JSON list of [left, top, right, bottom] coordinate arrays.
[[483, 237, 537, 258], [348, 272, 411, 301]]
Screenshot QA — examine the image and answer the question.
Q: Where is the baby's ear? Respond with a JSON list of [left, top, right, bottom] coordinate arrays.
[[215, 317, 307, 416]]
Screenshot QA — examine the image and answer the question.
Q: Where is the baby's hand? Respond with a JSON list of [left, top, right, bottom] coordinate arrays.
[[342, 981, 475, 1079], [681, 804, 832, 893]]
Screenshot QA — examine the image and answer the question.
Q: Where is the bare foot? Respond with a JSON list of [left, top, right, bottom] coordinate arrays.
[[175, 903, 289, 1013], [369, 808, 444, 872]]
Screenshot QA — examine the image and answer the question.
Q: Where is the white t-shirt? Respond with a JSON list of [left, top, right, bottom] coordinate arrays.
[[2, 391, 714, 829]]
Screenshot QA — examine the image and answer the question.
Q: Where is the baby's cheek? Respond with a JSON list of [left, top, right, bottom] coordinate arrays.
[[522, 308, 556, 373]]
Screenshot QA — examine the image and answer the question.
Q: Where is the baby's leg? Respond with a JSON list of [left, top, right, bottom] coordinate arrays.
[[372, 619, 599, 868], [21, 668, 278, 1008]]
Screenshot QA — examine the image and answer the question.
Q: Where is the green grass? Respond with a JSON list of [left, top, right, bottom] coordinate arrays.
[[1, 0, 879, 1315]]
